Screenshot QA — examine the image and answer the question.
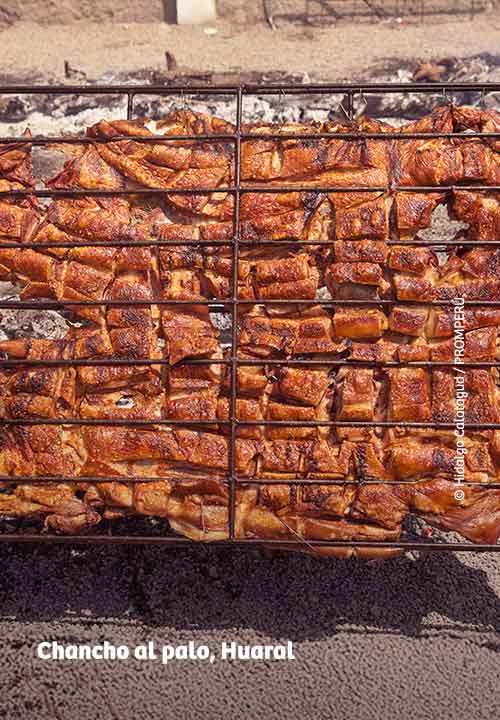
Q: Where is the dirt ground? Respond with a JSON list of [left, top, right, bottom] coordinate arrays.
[[0, 10, 500, 720], [1, 543, 500, 719], [0, 13, 498, 82]]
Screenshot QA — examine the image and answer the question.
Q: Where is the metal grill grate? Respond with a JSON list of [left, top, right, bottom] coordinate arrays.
[[1, 81, 500, 552]]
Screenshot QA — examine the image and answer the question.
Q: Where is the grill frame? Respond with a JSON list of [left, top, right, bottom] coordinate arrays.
[[1, 80, 500, 552]]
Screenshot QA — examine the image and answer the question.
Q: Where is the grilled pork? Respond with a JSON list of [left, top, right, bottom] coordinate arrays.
[[1, 105, 500, 556]]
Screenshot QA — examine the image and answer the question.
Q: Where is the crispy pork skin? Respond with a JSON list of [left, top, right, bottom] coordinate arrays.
[[1, 106, 500, 555]]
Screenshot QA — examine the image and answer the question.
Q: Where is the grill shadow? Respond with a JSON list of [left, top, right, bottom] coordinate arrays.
[[1, 542, 499, 641]]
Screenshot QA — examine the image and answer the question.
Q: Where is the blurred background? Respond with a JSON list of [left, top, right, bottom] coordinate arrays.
[[0, 0, 498, 84]]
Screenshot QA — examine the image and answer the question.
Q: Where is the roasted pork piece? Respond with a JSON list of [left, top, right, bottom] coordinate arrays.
[[1, 105, 500, 557]]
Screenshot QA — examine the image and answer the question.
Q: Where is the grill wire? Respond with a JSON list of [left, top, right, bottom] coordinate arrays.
[[1, 81, 500, 552]]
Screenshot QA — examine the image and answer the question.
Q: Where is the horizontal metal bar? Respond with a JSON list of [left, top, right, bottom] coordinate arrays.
[[239, 185, 500, 193], [0, 358, 498, 369], [2, 298, 500, 310], [1, 82, 499, 95], [241, 82, 500, 94], [1, 475, 499, 488], [1, 418, 499, 428], [0, 187, 234, 198], [2, 131, 500, 145], [7, 236, 500, 251], [0, 134, 238, 145], [236, 420, 500, 428], [0, 185, 498, 198], [0, 358, 230, 367], [0, 85, 240, 95], [0, 418, 229, 426], [235, 478, 500, 488], [0, 239, 235, 250], [247, 132, 500, 140], [246, 238, 500, 248], [0, 299, 231, 309], [3, 237, 500, 251], [0, 358, 226, 367], [236, 359, 497, 367], [0, 534, 497, 551], [239, 240, 500, 248], [0, 475, 227, 485]]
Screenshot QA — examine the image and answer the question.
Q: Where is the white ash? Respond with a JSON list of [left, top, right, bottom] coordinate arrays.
[[1, 53, 499, 136], [0, 94, 128, 134], [0, 282, 69, 341], [417, 204, 467, 245], [0, 308, 69, 341], [361, 54, 500, 117], [211, 313, 232, 332]]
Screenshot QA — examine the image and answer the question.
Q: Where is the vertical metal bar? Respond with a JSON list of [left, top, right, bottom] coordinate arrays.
[[346, 89, 354, 122], [127, 92, 134, 121], [228, 86, 243, 539]]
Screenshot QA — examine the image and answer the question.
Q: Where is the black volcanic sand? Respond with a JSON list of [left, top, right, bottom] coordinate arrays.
[[0, 543, 499, 719]]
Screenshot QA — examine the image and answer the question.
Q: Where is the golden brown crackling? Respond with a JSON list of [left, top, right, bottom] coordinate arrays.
[[430, 326, 497, 362], [274, 367, 330, 407], [162, 309, 220, 364], [0, 201, 36, 238], [350, 338, 399, 362], [334, 239, 388, 263], [331, 261, 384, 286], [49, 145, 125, 191], [465, 370, 500, 424], [239, 309, 342, 359], [217, 396, 264, 439], [237, 502, 401, 543], [80, 391, 163, 420], [351, 482, 409, 530], [3, 105, 500, 552], [337, 368, 375, 422], [166, 391, 219, 423], [393, 192, 445, 239], [0, 130, 34, 188], [389, 245, 438, 275], [46, 197, 131, 241], [403, 478, 500, 545], [333, 308, 388, 339], [265, 401, 318, 441], [389, 305, 428, 336], [450, 190, 500, 242], [302, 439, 355, 478], [388, 440, 457, 480], [393, 106, 463, 186], [335, 195, 391, 240], [387, 368, 431, 422]]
